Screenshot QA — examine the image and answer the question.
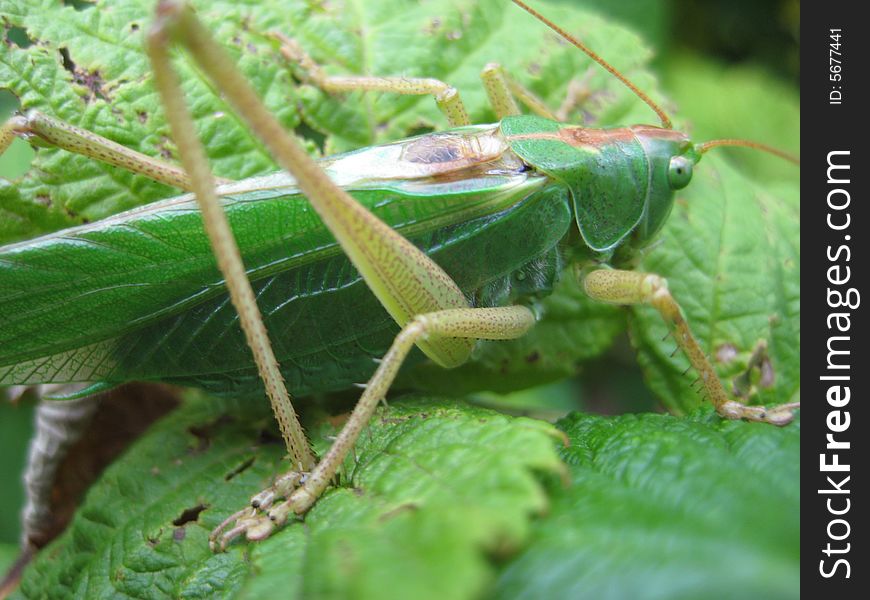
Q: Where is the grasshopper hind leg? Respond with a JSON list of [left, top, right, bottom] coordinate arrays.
[[210, 305, 536, 551], [210, 470, 308, 549]]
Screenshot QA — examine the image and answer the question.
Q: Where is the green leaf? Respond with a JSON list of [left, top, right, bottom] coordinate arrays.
[[663, 54, 801, 183], [0, 542, 19, 579], [494, 411, 800, 600], [0, 399, 33, 545], [16, 392, 565, 599]]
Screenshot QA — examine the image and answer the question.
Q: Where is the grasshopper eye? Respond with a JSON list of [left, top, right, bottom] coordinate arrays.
[[668, 156, 693, 190]]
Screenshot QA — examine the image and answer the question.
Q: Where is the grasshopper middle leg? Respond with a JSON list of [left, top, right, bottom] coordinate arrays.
[[270, 32, 592, 130], [273, 33, 561, 125], [0, 110, 231, 191], [272, 32, 471, 127], [481, 63, 604, 123]]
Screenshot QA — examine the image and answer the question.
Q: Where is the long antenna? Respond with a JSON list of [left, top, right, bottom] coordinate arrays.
[[696, 138, 800, 166], [511, 0, 672, 129]]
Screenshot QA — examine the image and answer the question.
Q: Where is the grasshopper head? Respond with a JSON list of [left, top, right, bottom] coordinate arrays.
[[502, 116, 700, 256], [618, 128, 799, 262], [625, 125, 699, 250]]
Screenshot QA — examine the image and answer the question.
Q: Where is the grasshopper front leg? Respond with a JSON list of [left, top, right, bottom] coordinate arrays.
[[582, 269, 799, 425]]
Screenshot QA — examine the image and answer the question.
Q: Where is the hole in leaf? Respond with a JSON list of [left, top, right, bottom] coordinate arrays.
[[758, 356, 775, 388], [406, 125, 435, 137], [58, 47, 109, 102], [156, 136, 174, 159], [59, 47, 76, 73], [187, 425, 212, 453], [5, 25, 33, 48], [146, 530, 163, 546], [172, 504, 207, 526], [1, 89, 19, 119], [257, 427, 283, 445], [294, 121, 326, 154], [187, 414, 234, 454], [225, 456, 256, 481], [730, 341, 776, 398], [62, 0, 95, 10], [0, 89, 36, 179], [715, 343, 738, 365]]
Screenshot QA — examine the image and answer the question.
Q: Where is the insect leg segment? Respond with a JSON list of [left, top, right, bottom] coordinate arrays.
[[211, 305, 537, 550], [147, 4, 316, 471], [480, 63, 556, 120], [272, 32, 470, 127], [582, 269, 799, 426], [0, 111, 221, 190], [1, 117, 18, 155], [480, 64, 522, 119], [480, 63, 599, 123]]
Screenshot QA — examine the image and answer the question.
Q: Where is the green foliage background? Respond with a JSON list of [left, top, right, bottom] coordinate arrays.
[[1, 0, 798, 598]]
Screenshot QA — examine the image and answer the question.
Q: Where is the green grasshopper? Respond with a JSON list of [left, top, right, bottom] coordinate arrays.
[[0, 0, 799, 552]]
